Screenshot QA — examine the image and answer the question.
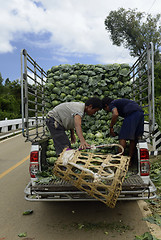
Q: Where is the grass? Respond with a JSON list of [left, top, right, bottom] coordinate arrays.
[[146, 155, 161, 215]]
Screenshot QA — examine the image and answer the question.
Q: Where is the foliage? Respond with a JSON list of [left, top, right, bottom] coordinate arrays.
[[0, 75, 21, 120], [104, 7, 161, 130], [150, 158, 161, 195], [148, 156, 161, 218], [154, 63, 161, 97], [154, 63, 161, 132], [154, 62, 161, 131], [143, 214, 161, 226], [155, 97, 161, 132], [154, 63, 161, 131], [134, 232, 160, 240], [22, 209, 33, 215], [104, 8, 161, 58], [18, 232, 27, 237], [0, 73, 3, 86]]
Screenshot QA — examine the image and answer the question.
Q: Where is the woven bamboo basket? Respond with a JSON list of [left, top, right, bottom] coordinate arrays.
[[53, 145, 130, 208]]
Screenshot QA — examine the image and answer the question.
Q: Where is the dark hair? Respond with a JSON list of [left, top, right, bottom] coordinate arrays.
[[85, 97, 102, 109], [102, 97, 114, 109]]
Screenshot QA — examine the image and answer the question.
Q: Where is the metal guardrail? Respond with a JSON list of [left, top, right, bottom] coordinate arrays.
[[0, 118, 23, 133], [0, 118, 44, 133], [0, 118, 44, 141]]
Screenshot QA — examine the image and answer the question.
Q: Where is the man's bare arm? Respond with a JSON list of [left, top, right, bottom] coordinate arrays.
[[74, 115, 89, 149], [110, 108, 119, 137]]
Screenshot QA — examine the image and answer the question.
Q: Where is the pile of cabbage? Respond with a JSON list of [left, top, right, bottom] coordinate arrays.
[[45, 63, 131, 165]]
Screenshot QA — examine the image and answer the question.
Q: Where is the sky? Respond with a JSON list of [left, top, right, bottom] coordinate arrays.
[[0, 0, 160, 82]]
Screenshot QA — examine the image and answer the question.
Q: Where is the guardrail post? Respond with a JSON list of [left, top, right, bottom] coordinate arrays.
[[12, 125, 16, 130], [1, 126, 8, 133]]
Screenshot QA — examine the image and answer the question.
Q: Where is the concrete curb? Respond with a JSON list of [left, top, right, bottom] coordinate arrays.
[[0, 130, 22, 140], [137, 200, 161, 239]]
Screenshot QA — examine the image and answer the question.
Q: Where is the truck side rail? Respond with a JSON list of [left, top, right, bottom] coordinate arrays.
[[21, 49, 48, 142], [21, 44, 155, 143], [128, 42, 155, 141]]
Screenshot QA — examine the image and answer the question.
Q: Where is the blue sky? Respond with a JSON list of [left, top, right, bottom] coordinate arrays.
[[0, 0, 160, 82]]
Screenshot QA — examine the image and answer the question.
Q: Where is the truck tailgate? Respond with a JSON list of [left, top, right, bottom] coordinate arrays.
[[25, 174, 156, 201], [31, 175, 147, 191]]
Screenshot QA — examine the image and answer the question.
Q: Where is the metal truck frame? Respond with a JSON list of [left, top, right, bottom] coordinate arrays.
[[21, 43, 157, 202]]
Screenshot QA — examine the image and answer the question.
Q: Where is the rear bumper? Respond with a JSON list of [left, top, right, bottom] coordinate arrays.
[[24, 179, 157, 202]]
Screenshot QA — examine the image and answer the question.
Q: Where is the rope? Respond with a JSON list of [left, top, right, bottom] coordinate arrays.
[[62, 143, 124, 182]]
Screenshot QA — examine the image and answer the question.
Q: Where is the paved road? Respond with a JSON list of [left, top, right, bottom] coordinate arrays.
[[0, 133, 159, 240]]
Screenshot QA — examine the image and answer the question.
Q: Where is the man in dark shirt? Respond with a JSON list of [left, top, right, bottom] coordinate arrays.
[[102, 97, 144, 162]]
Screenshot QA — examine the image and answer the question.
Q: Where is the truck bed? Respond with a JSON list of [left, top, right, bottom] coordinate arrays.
[[25, 174, 156, 201]]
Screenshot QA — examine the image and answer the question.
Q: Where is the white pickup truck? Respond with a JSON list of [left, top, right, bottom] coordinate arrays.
[[21, 43, 157, 203]]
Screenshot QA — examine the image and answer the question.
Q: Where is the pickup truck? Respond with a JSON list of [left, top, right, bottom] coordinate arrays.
[[21, 43, 157, 204]]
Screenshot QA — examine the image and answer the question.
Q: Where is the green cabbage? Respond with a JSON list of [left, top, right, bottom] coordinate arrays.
[[45, 62, 131, 160]]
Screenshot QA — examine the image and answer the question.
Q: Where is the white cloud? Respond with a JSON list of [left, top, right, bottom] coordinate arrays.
[[0, 0, 160, 64]]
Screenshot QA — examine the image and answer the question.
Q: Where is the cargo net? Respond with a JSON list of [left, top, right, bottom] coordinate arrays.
[[53, 144, 130, 208]]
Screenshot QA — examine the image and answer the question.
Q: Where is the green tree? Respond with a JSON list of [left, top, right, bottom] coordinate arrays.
[[4, 79, 21, 99], [0, 72, 4, 95], [0, 74, 21, 120], [104, 8, 161, 58], [154, 62, 161, 97], [4, 77, 10, 86], [0, 72, 3, 86]]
